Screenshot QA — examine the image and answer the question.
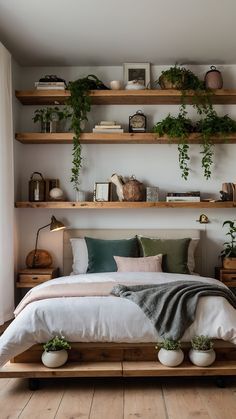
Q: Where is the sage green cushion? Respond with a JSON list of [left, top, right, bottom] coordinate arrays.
[[138, 237, 191, 274], [85, 237, 139, 273]]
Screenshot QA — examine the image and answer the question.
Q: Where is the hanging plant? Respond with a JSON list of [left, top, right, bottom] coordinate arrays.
[[197, 111, 236, 179], [67, 75, 109, 192], [153, 108, 194, 180]]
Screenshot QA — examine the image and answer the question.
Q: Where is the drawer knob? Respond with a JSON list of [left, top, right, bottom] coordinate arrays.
[[32, 276, 38, 280]]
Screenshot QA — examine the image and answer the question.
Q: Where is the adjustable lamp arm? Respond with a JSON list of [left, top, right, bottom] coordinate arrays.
[[32, 223, 51, 268]]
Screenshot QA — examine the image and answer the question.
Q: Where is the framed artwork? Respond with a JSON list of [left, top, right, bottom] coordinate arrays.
[[123, 62, 150, 88], [94, 182, 111, 202]]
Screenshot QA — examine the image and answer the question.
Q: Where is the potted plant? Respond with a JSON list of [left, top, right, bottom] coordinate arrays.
[[156, 338, 184, 367], [220, 220, 236, 269], [67, 74, 108, 195], [41, 335, 71, 368], [33, 106, 71, 133], [189, 335, 215, 367], [153, 109, 194, 180]]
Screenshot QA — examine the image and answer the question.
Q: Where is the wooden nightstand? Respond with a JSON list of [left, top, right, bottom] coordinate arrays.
[[17, 267, 59, 288], [215, 267, 236, 288]]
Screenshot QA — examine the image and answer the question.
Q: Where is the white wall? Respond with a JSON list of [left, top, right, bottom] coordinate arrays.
[[13, 65, 236, 277]]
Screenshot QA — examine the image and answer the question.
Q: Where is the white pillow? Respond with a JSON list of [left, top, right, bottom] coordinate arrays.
[[70, 238, 88, 274]]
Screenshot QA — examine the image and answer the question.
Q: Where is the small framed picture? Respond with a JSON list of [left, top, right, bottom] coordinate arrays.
[[94, 182, 111, 202], [123, 62, 150, 88]]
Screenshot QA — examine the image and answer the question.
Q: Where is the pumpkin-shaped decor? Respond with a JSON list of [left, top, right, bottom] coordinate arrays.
[[123, 176, 145, 201]]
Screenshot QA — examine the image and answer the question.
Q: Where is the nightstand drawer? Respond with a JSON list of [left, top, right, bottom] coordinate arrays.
[[221, 273, 236, 281], [19, 274, 52, 283]]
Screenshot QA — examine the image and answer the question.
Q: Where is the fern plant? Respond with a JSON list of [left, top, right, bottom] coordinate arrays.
[[191, 335, 213, 351], [155, 339, 181, 351], [43, 336, 71, 352]]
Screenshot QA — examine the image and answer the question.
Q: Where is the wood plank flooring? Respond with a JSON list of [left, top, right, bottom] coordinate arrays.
[[0, 376, 236, 419]]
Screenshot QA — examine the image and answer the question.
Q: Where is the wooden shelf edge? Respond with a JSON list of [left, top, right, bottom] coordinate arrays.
[[15, 201, 236, 209], [1, 360, 236, 378], [15, 89, 236, 105], [15, 132, 236, 144]]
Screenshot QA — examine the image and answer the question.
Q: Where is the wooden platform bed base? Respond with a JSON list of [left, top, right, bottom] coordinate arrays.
[[1, 341, 236, 379]]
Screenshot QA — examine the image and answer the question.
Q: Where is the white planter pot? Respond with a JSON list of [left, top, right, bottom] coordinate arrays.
[[158, 348, 184, 367], [41, 349, 68, 368], [189, 349, 216, 367]]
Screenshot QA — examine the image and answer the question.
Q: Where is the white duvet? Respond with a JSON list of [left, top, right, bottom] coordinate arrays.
[[0, 271, 236, 367]]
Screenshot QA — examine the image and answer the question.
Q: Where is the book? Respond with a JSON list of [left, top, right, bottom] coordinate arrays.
[[35, 81, 66, 87], [92, 128, 124, 133], [35, 86, 66, 90], [167, 191, 200, 197], [95, 125, 122, 129], [100, 120, 116, 125], [166, 196, 201, 202]]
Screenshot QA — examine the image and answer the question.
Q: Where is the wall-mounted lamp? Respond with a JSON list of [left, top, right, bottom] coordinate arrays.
[[196, 214, 209, 224], [26, 216, 66, 268]]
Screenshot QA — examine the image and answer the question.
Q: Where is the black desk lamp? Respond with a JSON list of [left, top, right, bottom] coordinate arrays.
[[27, 216, 66, 268]]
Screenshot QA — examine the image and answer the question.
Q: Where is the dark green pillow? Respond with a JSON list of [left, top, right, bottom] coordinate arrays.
[[85, 237, 139, 273], [138, 236, 191, 274]]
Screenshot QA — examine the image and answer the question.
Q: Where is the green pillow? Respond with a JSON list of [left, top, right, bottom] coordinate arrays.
[[85, 237, 139, 273], [138, 236, 191, 274]]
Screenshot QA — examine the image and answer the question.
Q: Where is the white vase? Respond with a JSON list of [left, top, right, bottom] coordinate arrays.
[[158, 348, 184, 367], [189, 349, 216, 367], [75, 190, 86, 202], [41, 349, 68, 368]]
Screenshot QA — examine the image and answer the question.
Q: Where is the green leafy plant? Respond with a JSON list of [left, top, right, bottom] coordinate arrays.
[[191, 335, 213, 351], [43, 335, 71, 352], [32, 106, 63, 124], [197, 112, 236, 179], [220, 220, 236, 258], [155, 339, 181, 351], [153, 110, 194, 180], [158, 64, 205, 91], [67, 74, 108, 191]]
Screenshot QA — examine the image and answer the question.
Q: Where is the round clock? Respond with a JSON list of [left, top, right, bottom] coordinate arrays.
[[129, 110, 146, 133]]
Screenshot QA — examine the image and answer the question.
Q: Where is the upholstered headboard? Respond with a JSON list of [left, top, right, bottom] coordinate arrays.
[[63, 228, 202, 276]]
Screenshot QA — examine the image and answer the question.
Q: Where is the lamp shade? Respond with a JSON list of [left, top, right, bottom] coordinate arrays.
[[50, 216, 66, 232]]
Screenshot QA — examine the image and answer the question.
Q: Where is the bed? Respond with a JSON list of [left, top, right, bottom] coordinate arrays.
[[1, 228, 236, 381]]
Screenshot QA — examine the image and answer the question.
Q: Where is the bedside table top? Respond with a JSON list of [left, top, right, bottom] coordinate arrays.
[[18, 267, 58, 275]]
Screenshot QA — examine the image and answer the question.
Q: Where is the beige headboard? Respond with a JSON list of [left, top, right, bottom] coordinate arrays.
[[63, 228, 202, 276]]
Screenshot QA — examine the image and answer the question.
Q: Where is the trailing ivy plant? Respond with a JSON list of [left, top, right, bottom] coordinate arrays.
[[197, 111, 236, 179], [67, 75, 108, 192], [153, 108, 194, 180]]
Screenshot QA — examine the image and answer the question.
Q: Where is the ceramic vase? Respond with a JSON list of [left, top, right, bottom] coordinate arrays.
[[158, 348, 184, 367], [41, 349, 68, 368], [189, 348, 216, 367]]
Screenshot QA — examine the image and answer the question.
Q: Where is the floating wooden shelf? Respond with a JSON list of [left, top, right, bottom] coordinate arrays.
[[15, 201, 236, 209], [15, 89, 236, 105], [15, 132, 236, 145]]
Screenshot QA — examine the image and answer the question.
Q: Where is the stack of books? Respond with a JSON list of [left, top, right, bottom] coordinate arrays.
[[92, 121, 124, 133], [166, 191, 201, 202], [34, 81, 66, 90]]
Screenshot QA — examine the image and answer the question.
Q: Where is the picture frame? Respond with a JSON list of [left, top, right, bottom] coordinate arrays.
[[94, 182, 111, 202], [123, 62, 150, 88]]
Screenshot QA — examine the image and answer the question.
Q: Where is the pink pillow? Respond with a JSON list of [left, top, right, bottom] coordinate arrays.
[[114, 254, 163, 272]]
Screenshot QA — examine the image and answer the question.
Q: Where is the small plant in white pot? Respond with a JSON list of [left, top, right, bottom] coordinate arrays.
[[41, 335, 71, 368], [189, 335, 216, 367], [156, 338, 184, 367]]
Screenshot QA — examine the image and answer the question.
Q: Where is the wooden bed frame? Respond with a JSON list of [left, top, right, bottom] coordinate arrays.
[[1, 228, 236, 381]]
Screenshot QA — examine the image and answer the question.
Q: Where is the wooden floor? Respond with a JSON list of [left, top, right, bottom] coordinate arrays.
[[1, 376, 236, 418]]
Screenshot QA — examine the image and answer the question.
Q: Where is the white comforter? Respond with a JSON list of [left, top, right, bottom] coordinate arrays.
[[0, 271, 236, 366]]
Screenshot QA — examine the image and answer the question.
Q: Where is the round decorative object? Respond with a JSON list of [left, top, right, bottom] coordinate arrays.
[[158, 348, 184, 367], [123, 176, 145, 201], [204, 66, 223, 89], [189, 349, 216, 367], [41, 349, 68, 368], [26, 249, 53, 268], [49, 187, 64, 200], [129, 110, 146, 133]]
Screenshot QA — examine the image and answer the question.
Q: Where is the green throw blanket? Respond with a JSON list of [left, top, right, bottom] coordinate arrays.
[[111, 281, 236, 340]]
